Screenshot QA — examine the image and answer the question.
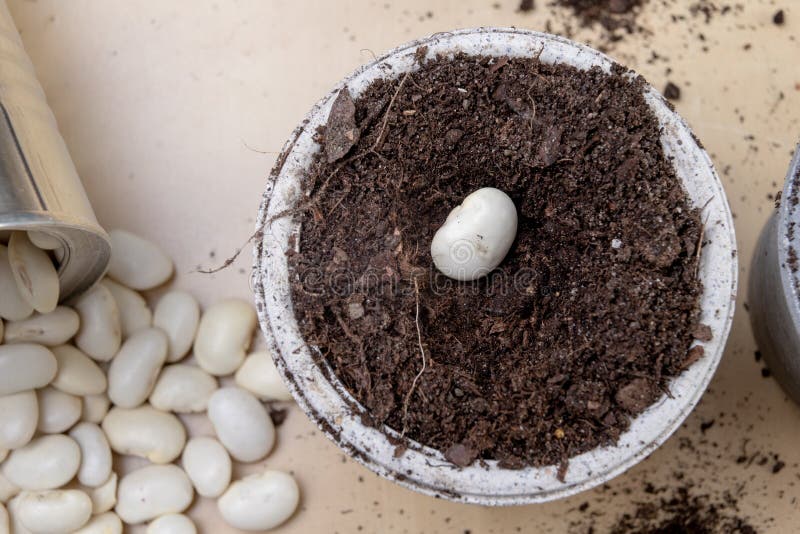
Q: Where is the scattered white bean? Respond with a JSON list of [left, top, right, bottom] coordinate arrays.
[[181, 437, 231, 498], [430, 187, 518, 281], [102, 405, 186, 464], [107, 230, 173, 291], [149, 364, 217, 413], [103, 278, 152, 338], [0, 344, 56, 396], [0, 502, 6, 534], [74, 283, 121, 361], [36, 387, 82, 434], [0, 245, 33, 321], [0, 391, 38, 450], [5, 498, 26, 534], [81, 394, 110, 424], [235, 350, 293, 402], [208, 387, 274, 462], [0, 471, 19, 503], [3, 307, 79, 346], [69, 423, 112, 488], [107, 327, 168, 408], [7, 232, 59, 314], [73, 512, 122, 534], [82, 472, 117, 515], [218, 471, 299, 532], [146, 513, 197, 534], [51, 345, 107, 396], [26, 231, 61, 251], [194, 299, 256, 376], [1, 435, 81, 490], [153, 291, 200, 363], [115, 465, 193, 525], [16, 489, 92, 533]]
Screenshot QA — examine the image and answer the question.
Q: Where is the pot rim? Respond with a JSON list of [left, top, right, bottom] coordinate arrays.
[[776, 145, 800, 330], [252, 27, 738, 505]]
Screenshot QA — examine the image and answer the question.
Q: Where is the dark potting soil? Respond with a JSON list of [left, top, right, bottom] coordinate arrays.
[[287, 53, 705, 470]]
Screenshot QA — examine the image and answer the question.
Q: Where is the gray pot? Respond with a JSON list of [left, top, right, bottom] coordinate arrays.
[[750, 144, 800, 403]]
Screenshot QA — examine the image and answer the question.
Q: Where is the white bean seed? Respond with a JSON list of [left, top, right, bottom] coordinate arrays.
[[115, 465, 192, 525], [181, 437, 231, 498], [3, 307, 79, 346], [16, 489, 92, 533], [73, 512, 122, 534], [207, 387, 274, 462], [74, 283, 121, 361], [149, 364, 217, 413], [107, 327, 168, 408], [51, 345, 106, 396], [431, 187, 518, 281], [103, 278, 152, 338], [107, 230, 173, 291], [68, 423, 112, 488], [218, 471, 299, 532], [0, 472, 19, 503], [82, 472, 117, 515], [81, 394, 110, 424], [7, 232, 59, 314], [0, 344, 56, 396], [193, 299, 256, 376], [146, 513, 197, 534], [5, 498, 26, 534], [1, 435, 81, 490], [153, 291, 200, 363], [101, 405, 186, 464], [26, 231, 61, 251], [235, 350, 293, 402], [0, 245, 33, 321], [36, 387, 82, 434], [0, 391, 37, 450]]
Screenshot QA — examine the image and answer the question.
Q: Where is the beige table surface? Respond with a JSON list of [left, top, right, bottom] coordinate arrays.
[[6, 0, 800, 532]]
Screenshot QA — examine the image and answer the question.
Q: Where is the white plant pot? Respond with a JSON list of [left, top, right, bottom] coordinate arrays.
[[253, 28, 738, 505]]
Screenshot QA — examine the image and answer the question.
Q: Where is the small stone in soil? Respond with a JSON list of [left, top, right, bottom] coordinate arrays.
[[664, 81, 682, 101]]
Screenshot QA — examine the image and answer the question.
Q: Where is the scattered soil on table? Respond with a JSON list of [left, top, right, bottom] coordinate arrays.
[[773, 10, 785, 26], [288, 53, 706, 470], [663, 81, 681, 101], [554, 0, 645, 33], [607, 485, 758, 533], [520, 0, 744, 56], [566, 418, 791, 533]]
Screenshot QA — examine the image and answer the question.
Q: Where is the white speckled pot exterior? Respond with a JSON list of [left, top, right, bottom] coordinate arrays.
[[749, 145, 800, 403], [253, 28, 738, 505]]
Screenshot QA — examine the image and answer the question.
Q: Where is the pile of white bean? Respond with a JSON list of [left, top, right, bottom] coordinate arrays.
[[0, 229, 299, 534]]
